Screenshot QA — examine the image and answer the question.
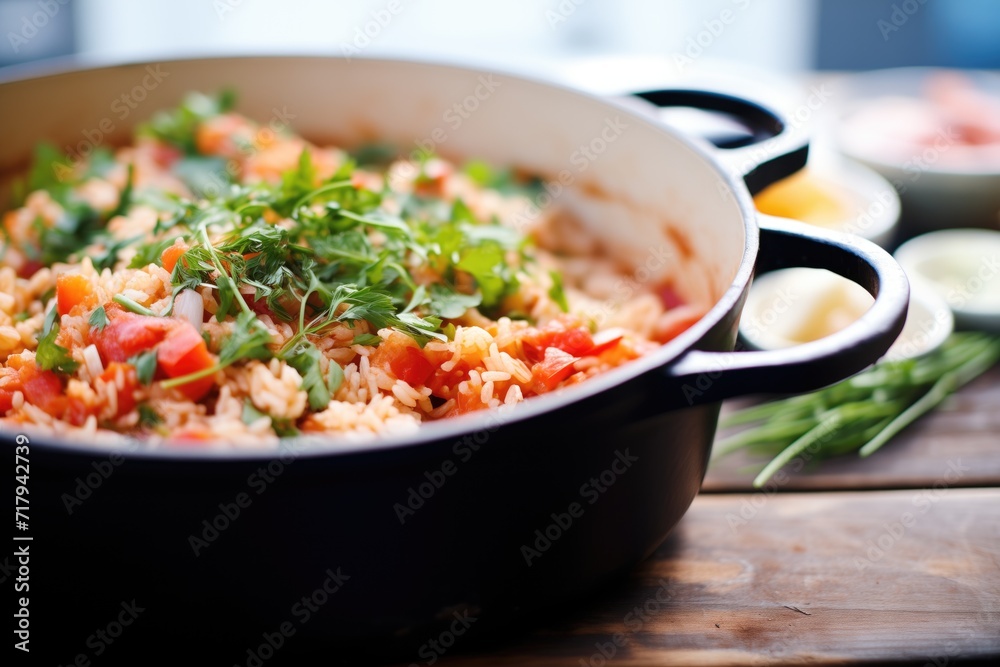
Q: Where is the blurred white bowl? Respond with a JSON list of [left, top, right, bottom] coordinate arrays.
[[894, 229, 1000, 333], [741, 267, 952, 361], [832, 67, 1000, 232]]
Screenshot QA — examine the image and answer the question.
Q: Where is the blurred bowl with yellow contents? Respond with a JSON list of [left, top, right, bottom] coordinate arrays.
[[754, 153, 901, 248]]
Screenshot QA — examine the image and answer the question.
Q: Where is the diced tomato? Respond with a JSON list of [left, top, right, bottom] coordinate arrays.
[[17, 259, 43, 279], [18, 361, 67, 418], [249, 294, 272, 316], [395, 347, 434, 386], [531, 347, 580, 393], [590, 328, 626, 355], [160, 242, 189, 273], [427, 361, 468, 400], [90, 307, 174, 363], [56, 274, 93, 316], [100, 362, 139, 417], [520, 326, 557, 363], [521, 323, 595, 362], [0, 390, 15, 414], [654, 305, 704, 344], [65, 396, 97, 427], [0, 369, 20, 414], [549, 327, 594, 356], [371, 334, 435, 387], [157, 322, 217, 401], [455, 384, 488, 415]]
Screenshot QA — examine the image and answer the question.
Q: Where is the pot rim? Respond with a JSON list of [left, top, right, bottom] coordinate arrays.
[[0, 53, 760, 461]]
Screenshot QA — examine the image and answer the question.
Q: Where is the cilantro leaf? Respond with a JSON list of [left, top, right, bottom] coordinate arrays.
[[241, 400, 299, 437], [457, 244, 508, 308], [36, 306, 79, 374], [31, 202, 101, 267], [327, 361, 344, 395], [428, 283, 481, 319], [219, 311, 273, 366], [138, 403, 163, 427], [450, 198, 478, 225], [88, 305, 109, 331], [285, 343, 330, 411], [128, 349, 159, 386]]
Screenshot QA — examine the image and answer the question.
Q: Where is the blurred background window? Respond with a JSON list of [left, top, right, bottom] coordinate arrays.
[[1, 0, 996, 71]]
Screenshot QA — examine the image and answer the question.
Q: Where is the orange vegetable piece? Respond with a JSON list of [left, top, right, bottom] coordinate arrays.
[[160, 242, 189, 273], [157, 322, 217, 401], [56, 274, 93, 316]]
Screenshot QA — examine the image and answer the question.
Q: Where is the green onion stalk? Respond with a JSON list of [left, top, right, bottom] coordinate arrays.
[[712, 333, 1000, 488]]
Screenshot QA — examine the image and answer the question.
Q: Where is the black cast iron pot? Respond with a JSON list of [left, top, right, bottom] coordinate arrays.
[[0, 57, 908, 665]]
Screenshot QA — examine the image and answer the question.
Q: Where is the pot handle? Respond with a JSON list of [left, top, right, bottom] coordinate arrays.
[[631, 88, 808, 194], [665, 215, 909, 405]]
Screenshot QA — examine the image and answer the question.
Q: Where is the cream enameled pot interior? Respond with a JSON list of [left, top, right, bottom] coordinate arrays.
[[0, 56, 747, 315]]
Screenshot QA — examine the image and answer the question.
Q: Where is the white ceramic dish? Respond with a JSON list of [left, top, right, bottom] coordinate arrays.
[[741, 267, 952, 361], [894, 229, 1000, 332], [832, 67, 1000, 232]]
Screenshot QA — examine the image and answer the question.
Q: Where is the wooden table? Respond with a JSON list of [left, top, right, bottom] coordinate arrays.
[[426, 365, 1000, 666]]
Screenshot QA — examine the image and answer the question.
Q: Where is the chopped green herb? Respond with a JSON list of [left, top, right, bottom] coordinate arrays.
[[457, 243, 509, 309], [428, 283, 481, 319], [138, 403, 163, 428], [128, 349, 159, 386], [241, 400, 299, 437], [172, 156, 231, 198], [351, 333, 383, 347], [548, 270, 569, 313], [285, 343, 330, 411], [108, 163, 135, 220], [327, 360, 344, 395], [92, 233, 145, 272], [36, 306, 79, 374], [137, 403, 163, 428], [219, 311, 273, 366], [352, 143, 398, 167], [139, 90, 236, 154], [88, 305, 109, 331]]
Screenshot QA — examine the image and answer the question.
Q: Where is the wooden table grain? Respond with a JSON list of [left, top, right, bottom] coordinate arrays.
[[427, 367, 1000, 666]]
